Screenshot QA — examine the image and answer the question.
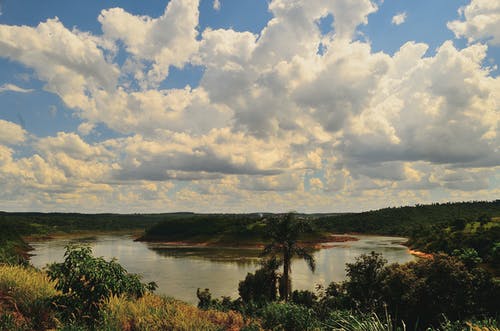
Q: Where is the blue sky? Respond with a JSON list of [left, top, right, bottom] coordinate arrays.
[[0, 0, 499, 213]]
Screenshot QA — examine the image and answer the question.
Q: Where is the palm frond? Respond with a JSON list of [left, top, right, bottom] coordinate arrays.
[[295, 247, 316, 272]]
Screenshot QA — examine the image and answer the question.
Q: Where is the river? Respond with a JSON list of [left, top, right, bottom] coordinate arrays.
[[28, 234, 415, 305]]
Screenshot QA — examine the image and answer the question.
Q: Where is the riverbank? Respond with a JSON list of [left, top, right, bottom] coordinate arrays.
[[136, 233, 360, 249], [22, 229, 145, 242]]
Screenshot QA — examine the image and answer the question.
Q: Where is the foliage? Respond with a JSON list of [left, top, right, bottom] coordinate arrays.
[[407, 215, 500, 270], [261, 213, 316, 301], [327, 312, 402, 331], [452, 248, 483, 269], [142, 213, 270, 244], [46, 245, 157, 324], [0, 265, 59, 330], [239, 258, 280, 304], [290, 290, 317, 308], [259, 302, 319, 331], [317, 200, 500, 236], [0, 211, 172, 235], [343, 252, 387, 312], [0, 221, 30, 266], [318, 252, 500, 328]]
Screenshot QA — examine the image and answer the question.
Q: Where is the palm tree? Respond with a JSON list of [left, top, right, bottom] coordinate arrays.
[[261, 212, 316, 301]]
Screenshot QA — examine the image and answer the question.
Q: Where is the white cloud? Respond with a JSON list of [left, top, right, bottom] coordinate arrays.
[[36, 132, 112, 160], [0, 83, 33, 93], [0, 18, 119, 110], [0, 120, 26, 145], [448, 0, 500, 45], [98, 0, 200, 87], [392, 12, 407, 25], [213, 0, 221, 11], [0, 0, 499, 212]]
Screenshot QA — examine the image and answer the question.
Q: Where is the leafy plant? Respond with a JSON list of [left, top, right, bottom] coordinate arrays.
[[239, 257, 280, 304], [259, 302, 319, 331], [47, 245, 157, 324]]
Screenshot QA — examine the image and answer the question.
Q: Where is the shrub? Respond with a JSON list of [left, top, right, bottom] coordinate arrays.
[[259, 302, 319, 331], [47, 245, 156, 324], [321, 253, 500, 329], [343, 251, 387, 312], [239, 258, 280, 304], [290, 290, 317, 308]]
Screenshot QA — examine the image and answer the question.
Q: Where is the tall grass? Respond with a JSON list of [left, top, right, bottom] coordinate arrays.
[[0, 265, 60, 330], [101, 293, 254, 331], [327, 312, 500, 331]]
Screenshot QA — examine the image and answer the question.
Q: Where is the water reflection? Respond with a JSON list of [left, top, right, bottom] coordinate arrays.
[[28, 234, 414, 305], [147, 245, 261, 266]]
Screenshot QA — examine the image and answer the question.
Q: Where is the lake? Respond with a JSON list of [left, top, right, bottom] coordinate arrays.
[[29, 234, 415, 304]]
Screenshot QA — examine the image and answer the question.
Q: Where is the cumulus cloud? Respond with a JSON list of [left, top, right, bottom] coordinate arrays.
[[448, 0, 500, 45], [392, 12, 407, 25], [0, 18, 119, 110], [0, 120, 26, 145], [0, 0, 499, 212], [98, 0, 200, 87], [36, 132, 112, 160]]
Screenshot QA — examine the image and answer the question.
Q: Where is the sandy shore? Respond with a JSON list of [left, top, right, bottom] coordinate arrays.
[[408, 249, 433, 259], [139, 234, 360, 249]]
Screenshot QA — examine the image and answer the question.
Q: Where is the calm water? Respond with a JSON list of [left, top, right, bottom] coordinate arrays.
[[29, 234, 414, 304]]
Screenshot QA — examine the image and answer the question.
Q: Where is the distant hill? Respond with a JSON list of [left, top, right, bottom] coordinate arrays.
[[1, 200, 499, 238], [315, 200, 500, 235], [0, 212, 191, 235]]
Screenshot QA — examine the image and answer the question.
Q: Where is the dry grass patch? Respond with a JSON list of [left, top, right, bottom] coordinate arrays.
[[101, 293, 257, 331]]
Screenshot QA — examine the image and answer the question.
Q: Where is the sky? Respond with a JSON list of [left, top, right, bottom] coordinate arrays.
[[0, 0, 499, 213]]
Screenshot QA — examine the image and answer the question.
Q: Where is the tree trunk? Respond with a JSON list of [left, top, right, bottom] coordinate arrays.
[[283, 248, 290, 301]]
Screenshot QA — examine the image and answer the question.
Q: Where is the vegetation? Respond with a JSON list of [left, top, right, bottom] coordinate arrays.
[[260, 213, 316, 301], [0, 222, 31, 266], [238, 258, 281, 304], [0, 212, 190, 237], [0, 247, 255, 330], [198, 252, 499, 331], [321, 252, 500, 328], [193, 212, 499, 330], [407, 216, 500, 271], [47, 246, 157, 324], [0, 265, 59, 330], [101, 294, 250, 331], [1, 200, 500, 330], [316, 200, 500, 236]]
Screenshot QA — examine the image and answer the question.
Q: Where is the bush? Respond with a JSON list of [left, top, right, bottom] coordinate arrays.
[[259, 302, 319, 331], [47, 245, 156, 324], [239, 258, 279, 304], [290, 290, 317, 308], [318, 252, 500, 329], [343, 251, 387, 312]]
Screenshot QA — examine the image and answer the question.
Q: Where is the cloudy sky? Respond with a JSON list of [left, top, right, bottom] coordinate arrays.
[[0, 0, 499, 213]]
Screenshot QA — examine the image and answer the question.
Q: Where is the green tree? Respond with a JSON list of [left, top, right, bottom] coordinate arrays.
[[47, 245, 157, 324], [261, 213, 316, 301], [343, 251, 387, 312], [238, 257, 280, 303]]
